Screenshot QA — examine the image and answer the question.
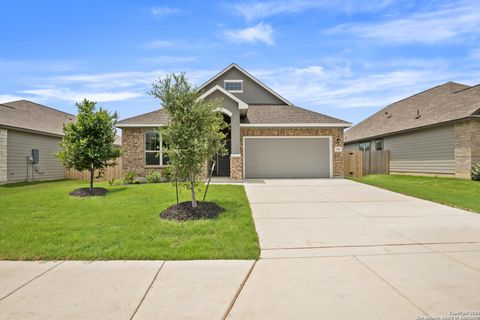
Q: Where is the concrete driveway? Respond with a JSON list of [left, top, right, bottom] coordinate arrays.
[[227, 178, 480, 319], [1, 179, 479, 319]]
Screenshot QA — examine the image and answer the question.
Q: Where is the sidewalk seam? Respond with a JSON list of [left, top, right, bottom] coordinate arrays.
[[0, 260, 65, 302], [130, 261, 165, 320], [221, 260, 257, 320], [354, 256, 428, 316]]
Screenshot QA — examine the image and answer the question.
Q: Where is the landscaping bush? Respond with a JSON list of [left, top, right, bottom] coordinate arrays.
[[161, 166, 172, 181], [146, 171, 162, 183], [123, 171, 136, 184], [471, 162, 480, 181]]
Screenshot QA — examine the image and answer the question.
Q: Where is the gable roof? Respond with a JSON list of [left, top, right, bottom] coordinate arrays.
[[345, 82, 480, 143], [198, 63, 292, 105], [0, 100, 76, 136], [0, 100, 122, 145], [199, 85, 248, 115], [116, 105, 351, 128]]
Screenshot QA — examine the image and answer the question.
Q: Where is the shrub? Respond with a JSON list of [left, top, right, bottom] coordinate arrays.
[[108, 178, 115, 186], [146, 171, 162, 183], [123, 171, 136, 184], [471, 163, 480, 181], [161, 166, 172, 181]]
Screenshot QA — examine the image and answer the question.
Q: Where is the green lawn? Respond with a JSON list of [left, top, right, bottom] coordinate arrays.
[[351, 174, 480, 213], [0, 180, 260, 260]]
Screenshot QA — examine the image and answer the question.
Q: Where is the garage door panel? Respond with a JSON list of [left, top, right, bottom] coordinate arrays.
[[244, 137, 330, 178]]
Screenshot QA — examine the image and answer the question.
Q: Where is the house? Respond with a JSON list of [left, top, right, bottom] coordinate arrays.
[[116, 63, 351, 179], [344, 82, 480, 178], [0, 100, 121, 184]]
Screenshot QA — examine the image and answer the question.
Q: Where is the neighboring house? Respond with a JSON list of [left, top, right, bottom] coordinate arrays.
[[345, 82, 480, 178], [0, 100, 121, 184], [117, 63, 351, 179]]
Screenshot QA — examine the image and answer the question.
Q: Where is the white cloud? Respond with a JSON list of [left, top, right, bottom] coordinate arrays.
[[470, 48, 480, 60], [234, 0, 395, 21], [150, 6, 180, 17], [327, 2, 480, 44], [224, 23, 274, 45], [0, 94, 27, 103], [20, 88, 143, 103]]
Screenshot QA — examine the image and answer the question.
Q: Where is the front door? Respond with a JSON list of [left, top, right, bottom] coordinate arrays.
[[216, 139, 231, 176]]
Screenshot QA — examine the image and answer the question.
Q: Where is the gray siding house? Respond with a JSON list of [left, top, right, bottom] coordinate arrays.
[[0, 100, 121, 184], [117, 64, 351, 179], [345, 82, 480, 178]]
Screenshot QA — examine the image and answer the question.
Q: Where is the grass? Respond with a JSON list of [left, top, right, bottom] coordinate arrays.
[[351, 174, 480, 213], [0, 180, 260, 260]]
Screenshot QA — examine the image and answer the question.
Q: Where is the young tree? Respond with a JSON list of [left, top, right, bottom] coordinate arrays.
[[57, 99, 121, 193], [150, 73, 227, 208]]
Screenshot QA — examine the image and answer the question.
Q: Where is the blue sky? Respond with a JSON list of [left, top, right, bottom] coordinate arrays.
[[1, 0, 479, 124]]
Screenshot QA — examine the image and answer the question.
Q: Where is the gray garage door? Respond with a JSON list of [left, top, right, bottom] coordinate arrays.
[[244, 137, 331, 178]]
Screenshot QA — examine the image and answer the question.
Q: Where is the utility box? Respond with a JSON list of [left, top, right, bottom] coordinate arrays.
[[31, 149, 39, 164]]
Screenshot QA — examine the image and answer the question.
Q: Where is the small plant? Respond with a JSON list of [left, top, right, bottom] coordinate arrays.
[[161, 166, 172, 181], [108, 178, 115, 186], [123, 171, 136, 184], [146, 171, 162, 183], [471, 162, 480, 181]]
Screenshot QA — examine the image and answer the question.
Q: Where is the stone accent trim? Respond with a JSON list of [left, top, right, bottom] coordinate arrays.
[[454, 119, 480, 178], [230, 156, 243, 180], [0, 128, 7, 184], [240, 127, 344, 177]]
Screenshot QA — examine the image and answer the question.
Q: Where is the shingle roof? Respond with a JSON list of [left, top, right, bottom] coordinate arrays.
[[0, 100, 122, 145], [116, 105, 350, 126], [241, 105, 350, 125], [0, 100, 76, 136], [345, 82, 480, 143]]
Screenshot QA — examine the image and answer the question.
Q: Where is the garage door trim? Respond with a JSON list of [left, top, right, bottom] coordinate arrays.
[[242, 136, 333, 179]]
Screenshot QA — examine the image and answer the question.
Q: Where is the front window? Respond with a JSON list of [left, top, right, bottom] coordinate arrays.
[[359, 141, 371, 152], [224, 80, 243, 92], [145, 131, 169, 166], [375, 139, 383, 151]]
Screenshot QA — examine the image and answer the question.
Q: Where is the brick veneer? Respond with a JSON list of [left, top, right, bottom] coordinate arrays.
[[0, 128, 7, 184], [122, 127, 164, 176], [454, 119, 480, 178], [238, 127, 345, 179]]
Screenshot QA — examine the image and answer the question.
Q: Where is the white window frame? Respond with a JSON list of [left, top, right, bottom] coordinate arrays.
[[144, 131, 168, 167], [224, 80, 243, 93]]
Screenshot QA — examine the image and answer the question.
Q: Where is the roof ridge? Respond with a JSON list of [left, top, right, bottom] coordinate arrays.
[[291, 105, 350, 123], [4, 99, 76, 118], [452, 83, 480, 94], [117, 107, 165, 123]]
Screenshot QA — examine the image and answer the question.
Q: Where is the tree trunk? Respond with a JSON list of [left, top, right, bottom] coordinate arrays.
[[190, 173, 197, 208], [89, 168, 94, 193]]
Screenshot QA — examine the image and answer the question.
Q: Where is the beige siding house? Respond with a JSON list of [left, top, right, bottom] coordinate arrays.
[[0, 100, 121, 184], [345, 82, 480, 178], [117, 64, 351, 179]]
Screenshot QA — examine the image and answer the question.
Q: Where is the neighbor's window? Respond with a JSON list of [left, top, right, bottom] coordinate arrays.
[[224, 80, 243, 92], [145, 131, 161, 166], [359, 141, 371, 152], [375, 139, 383, 151]]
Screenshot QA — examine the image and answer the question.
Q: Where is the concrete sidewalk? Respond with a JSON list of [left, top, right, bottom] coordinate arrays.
[[1, 179, 479, 319]]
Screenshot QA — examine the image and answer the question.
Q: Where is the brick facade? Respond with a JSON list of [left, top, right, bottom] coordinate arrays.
[[0, 128, 7, 184], [239, 127, 345, 178], [122, 127, 164, 177], [454, 119, 480, 178], [122, 126, 346, 180]]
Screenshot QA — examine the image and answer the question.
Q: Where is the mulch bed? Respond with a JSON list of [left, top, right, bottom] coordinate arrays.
[[160, 201, 224, 222], [69, 187, 108, 197]]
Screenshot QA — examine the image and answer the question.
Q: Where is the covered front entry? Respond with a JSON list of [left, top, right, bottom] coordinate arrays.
[[214, 113, 231, 177], [244, 137, 331, 178]]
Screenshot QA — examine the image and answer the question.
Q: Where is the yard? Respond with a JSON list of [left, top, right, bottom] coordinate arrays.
[[352, 174, 480, 213], [0, 180, 260, 260]]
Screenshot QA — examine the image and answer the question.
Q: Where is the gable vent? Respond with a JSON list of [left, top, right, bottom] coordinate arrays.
[[415, 110, 421, 119]]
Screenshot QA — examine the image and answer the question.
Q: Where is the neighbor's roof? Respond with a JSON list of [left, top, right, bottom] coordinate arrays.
[[116, 105, 351, 127], [0, 100, 122, 145], [0, 100, 76, 136], [345, 82, 480, 143]]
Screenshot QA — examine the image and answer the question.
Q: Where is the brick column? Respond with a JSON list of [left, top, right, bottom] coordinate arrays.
[[454, 119, 480, 178], [0, 128, 7, 184]]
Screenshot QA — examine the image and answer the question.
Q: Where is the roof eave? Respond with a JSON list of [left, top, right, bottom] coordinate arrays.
[[240, 123, 351, 128]]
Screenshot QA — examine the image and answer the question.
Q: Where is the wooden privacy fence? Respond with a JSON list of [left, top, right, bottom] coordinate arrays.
[[64, 158, 123, 181], [344, 150, 390, 177]]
